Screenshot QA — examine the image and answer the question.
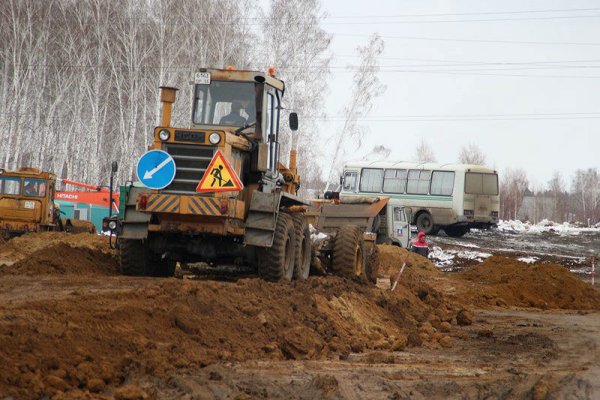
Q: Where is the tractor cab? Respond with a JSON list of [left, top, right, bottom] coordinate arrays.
[[0, 168, 57, 238]]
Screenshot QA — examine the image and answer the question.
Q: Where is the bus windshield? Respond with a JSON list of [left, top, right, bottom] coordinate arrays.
[[193, 81, 257, 127], [465, 172, 498, 195]]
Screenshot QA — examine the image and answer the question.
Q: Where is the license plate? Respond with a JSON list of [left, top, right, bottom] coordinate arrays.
[[23, 201, 35, 209], [194, 72, 211, 85]]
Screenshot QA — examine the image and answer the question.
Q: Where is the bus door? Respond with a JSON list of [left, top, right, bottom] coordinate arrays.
[[391, 206, 410, 248]]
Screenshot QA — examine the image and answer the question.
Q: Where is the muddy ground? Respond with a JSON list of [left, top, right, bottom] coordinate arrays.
[[0, 232, 599, 399], [429, 227, 599, 274]]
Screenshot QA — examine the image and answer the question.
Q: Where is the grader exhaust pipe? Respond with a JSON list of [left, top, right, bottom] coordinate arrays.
[[159, 86, 178, 127]]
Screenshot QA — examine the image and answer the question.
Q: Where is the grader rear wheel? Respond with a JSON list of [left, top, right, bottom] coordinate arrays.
[[332, 225, 365, 279], [292, 214, 311, 280], [258, 213, 296, 281]]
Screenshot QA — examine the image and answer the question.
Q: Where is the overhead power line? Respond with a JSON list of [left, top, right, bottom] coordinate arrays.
[[332, 34, 600, 47], [320, 7, 600, 19]]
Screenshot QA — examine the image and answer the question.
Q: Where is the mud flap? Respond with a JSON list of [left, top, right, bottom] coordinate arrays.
[[120, 186, 151, 240], [244, 192, 281, 248]]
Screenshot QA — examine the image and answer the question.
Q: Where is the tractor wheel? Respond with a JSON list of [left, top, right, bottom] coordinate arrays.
[[332, 225, 365, 279], [416, 212, 434, 234], [120, 239, 147, 276], [292, 214, 311, 280], [258, 213, 296, 281]]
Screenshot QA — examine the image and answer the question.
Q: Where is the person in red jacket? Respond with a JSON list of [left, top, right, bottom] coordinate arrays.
[[411, 231, 429, 257]]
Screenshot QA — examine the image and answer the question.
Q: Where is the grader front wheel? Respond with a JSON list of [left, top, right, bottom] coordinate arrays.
[[292, 214, 311, 280], [258, 213, 296, 281]]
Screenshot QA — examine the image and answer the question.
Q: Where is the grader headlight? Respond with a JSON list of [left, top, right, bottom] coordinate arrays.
[[158, 129, 171, 141], [209, 132, 221, 145]]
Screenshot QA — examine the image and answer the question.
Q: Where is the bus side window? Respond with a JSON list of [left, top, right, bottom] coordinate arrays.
[[359, 168, 384, 192], [431, 171, 455, 195], [342, 171, 357, 192], [407, 170, 432, 194], [383, 169, 407, 193]]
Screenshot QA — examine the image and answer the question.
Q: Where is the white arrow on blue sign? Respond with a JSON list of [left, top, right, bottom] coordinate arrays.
[[136, 150, 176, 190]]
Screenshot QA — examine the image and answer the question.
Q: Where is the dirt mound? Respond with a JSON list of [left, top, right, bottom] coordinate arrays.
[[0, 242, 118, 276], [457, 256, 600, 310], [0, 275, 462, 399], [0, 232, 117, 275], [0, 232, 110, 259], [376, 244, 442, 279]]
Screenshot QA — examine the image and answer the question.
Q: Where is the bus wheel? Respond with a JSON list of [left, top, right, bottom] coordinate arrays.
[[445, 226, 470, 238], [416, 212, 434, 234]]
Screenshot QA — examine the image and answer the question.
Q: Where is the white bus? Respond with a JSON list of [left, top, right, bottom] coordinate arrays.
[[339, 161, 499, 237]]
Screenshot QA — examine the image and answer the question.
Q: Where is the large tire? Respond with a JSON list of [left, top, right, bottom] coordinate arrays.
[[292, 214, 311, 280], [416, 212, 434, 234], [258, 213, 296, 281], [444, 226, 470, 238], [120, 239, 146, 276], [332, 225, 365, 279]]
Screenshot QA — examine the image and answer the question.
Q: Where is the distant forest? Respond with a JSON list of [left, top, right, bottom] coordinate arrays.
[[0, 0, 332, 190]]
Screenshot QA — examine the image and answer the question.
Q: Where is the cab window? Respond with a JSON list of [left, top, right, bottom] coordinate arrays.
[[193, 81, 256, 127], [23, 179, 46, 197], [0, 177, 21, 195], [393, 207, 406, 222]]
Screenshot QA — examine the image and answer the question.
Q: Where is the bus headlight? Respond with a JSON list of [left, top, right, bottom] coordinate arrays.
[[158, 129, 170, 141], [108, 220, 118, 230], [209, 132, 221, 145]]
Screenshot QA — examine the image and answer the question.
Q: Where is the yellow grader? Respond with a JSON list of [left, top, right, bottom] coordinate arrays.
[[110, 67, 393, 280], [0, 168, 95, 239]]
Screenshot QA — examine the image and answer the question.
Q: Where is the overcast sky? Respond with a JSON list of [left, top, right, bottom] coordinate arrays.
[[308, 0, 599, 187]]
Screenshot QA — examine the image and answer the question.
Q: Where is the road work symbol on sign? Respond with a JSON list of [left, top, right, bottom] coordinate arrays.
[[136, 150, 176, 190], [196, 150, 244, 193]]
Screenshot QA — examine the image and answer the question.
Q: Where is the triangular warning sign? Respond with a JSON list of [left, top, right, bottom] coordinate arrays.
[[196, 150, 244, 193]]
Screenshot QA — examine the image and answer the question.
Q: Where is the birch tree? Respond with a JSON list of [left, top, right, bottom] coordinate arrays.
[[414, 138, 436, 163], [324, 33, 385, 191], [458, 143, 486, 165], [262, 0, 332, 192]]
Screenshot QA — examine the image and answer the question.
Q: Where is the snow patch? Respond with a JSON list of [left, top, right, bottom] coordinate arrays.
[[497, 220, 600, 235], [518, 256, 538, 264], [428, 246, 492, 268]]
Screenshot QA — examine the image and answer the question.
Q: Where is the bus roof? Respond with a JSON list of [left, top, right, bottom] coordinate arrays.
[[343, 161, 496, 174]]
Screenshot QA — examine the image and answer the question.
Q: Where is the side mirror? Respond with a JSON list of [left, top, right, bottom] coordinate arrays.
[[111, 161, 118, 173], [339, 175, 343, 185], [289, 112, 298, 131]]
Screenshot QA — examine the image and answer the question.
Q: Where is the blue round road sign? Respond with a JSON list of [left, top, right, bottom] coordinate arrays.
[[136, 150, 176, 190]]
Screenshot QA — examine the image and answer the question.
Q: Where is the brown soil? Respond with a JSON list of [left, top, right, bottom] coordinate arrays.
[[454, 256, 600, 310], [0, 237, 599, 398], [0, 232, 117, 275], [0, 270, 461, 399], [0, 232, 111, 261]]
